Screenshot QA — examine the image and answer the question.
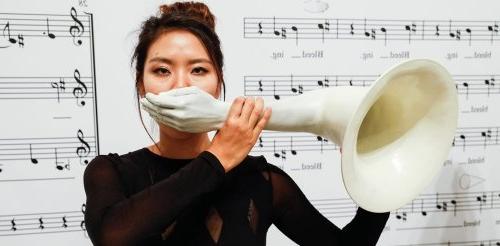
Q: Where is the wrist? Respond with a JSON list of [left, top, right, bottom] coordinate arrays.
[[206, 146, 234, 172]]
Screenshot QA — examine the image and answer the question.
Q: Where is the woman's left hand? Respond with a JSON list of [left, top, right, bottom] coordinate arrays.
[[140, 86, 230, 133]]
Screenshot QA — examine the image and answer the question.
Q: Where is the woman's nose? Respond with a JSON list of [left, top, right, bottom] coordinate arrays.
[[172, 72, 191, 89]]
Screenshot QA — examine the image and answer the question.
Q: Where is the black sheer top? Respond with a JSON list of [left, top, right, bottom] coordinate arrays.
[[83, 147, 389, 245]]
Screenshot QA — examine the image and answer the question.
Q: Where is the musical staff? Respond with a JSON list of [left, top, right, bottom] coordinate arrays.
[[396, 239, 500, 246], [0, 8, 91, 48], [244, 17, 500, 45], [309, 190, 500, 220], [453, 126, 500, 151], [252, 126, 499, 158], [0, 129, 96, 172], [244, 74, 500, 100], [0, 69, 93, 105], [0, 204, 86, 236], [250, 132, 338, 157], [394, 191, 500, 221]]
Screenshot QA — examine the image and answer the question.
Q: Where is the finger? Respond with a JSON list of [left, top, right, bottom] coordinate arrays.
[[145, 92, 181, 109], [253, 107, 271, 136], [148, 109, 179, 128], [240, 96, 255, 122], [165, 86, 199, 96], [142, 98, 177, 115], [140, 98, 160, 113], [248, 97, 264, 127], [227, 97, 245, 119]]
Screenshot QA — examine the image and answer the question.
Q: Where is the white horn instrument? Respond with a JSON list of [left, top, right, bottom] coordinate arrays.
[[263, 59, 458, 213]]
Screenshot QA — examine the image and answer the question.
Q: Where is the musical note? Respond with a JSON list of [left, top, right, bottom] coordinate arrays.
[[380, 27, 387, 45], [459, 134, 466, 151], [450, 199, 457, 216], [290, 136, 297, 155], [395, 210, 407, 221], [291, 25, 298, 45], [2, 22, 17, 45], [273, 140, 280, 158], [476, 193, 487, 212], [318, 20, 330, 43], [316, 136, 328, 153], [51, 78, 66, 103], [461, 82, 470, 99], [435, 193, 442, 210], [485, 77, 496, 97], [29, 144, 38, 164], [55, 148, 70, 171], [405, 23, 417, 43], [258, 137, 263, 148], [272, 17, 280, 36], [317, 77, 329, 88], [273, 80, 280, 100], [420, 199, 427, 216], [290, 74, 297, 94], [72, 69, 87, 106], [364, 19, 370, 38], [69, 7, 85, 45], [448, 20, 460, 40], [488, 21, 498, 43], [481, 129, 492, 148], [257, 22, 263, 35], [76, 129, 91, 165], [465, 27, 472, 45], [42, 18, 56, 39]]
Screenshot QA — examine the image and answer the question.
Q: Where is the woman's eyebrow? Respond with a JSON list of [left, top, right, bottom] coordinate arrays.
[[147, 57, 212, 65]]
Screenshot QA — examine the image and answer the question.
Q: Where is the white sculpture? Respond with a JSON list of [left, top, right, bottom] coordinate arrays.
[[141, 59, 459, 212]]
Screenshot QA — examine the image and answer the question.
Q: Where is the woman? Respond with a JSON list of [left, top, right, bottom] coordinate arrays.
[[83, 2, 390, 245]]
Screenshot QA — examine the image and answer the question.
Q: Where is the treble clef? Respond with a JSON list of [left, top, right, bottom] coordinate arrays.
[[72, 69, 87, 106], [69, 7, 84, 46], [76, 129, 91, 165]]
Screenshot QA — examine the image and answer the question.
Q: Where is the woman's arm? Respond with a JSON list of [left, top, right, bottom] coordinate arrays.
[[268, 164, 389, 245], [83, 151, 224, 246]]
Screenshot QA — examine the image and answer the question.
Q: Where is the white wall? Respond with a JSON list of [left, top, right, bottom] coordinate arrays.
[[1, 0, 499, 245]]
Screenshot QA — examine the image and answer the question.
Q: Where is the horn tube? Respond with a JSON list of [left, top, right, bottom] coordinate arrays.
[[264, 59, 458, 212]]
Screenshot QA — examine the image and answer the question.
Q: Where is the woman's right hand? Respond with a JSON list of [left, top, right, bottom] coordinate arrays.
[[207, 96, 271, 172]]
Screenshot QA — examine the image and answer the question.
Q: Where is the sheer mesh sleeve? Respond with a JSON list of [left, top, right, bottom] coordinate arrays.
[[83, 151, 225, 245], [267, 164, 389, 246]]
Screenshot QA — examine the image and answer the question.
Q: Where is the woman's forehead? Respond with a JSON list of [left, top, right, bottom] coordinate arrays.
[[147, 29, 210, 62]]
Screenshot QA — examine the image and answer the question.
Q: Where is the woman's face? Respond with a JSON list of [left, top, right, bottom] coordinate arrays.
[[140, 29, 220, 137], [141, 29, 219, 98]]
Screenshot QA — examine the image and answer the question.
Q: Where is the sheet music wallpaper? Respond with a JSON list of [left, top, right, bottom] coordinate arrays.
[[1, 0, 498, 245]]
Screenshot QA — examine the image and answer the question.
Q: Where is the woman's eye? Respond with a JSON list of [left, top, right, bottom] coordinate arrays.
[[154, 67, 170, 76], [192, 67, 208, 75]]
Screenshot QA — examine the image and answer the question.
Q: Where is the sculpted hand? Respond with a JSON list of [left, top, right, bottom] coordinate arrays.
[[140, 86, 230, 133]]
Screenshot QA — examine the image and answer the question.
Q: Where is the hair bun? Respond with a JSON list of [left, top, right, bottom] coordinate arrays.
[[159, 1, 216, 30]]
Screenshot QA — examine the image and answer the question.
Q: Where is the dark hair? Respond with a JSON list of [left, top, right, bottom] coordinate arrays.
[[131, 1, 226, 149]]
